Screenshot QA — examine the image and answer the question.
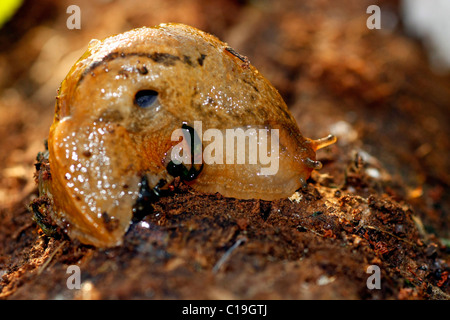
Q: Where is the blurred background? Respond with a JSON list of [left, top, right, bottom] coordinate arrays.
[[0, 0, 449, 237]]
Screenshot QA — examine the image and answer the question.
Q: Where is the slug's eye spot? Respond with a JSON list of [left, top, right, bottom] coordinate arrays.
[[134, 90, 158, 108]]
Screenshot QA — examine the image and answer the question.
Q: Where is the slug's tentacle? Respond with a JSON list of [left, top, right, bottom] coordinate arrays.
[[310, 134, 337, 151], [304, 157, 323, 170]]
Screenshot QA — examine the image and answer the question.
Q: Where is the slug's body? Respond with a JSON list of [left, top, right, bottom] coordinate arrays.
[[36, 23, 336, 247]]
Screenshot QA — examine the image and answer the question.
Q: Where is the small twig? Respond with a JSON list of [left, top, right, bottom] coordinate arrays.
[[363, 225, 417, 247], [213, 237, 247, 273], [37, 241, 66, 275], [297, 225, 327, 238]]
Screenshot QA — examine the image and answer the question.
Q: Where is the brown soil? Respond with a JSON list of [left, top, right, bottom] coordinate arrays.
[[0, 0, 449, 299]]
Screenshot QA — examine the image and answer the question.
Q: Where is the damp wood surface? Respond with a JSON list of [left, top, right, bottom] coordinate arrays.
[[0, 0, 449, 299]]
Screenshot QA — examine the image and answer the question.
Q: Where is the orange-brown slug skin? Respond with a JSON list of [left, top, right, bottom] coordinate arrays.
[[42, 23, 336, 247]]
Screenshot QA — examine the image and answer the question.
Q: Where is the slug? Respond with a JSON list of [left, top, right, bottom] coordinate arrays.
[[33, 23, 336, 247]]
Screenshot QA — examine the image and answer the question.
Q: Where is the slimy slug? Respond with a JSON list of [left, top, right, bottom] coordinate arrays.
[[32, 23, 336, 247]]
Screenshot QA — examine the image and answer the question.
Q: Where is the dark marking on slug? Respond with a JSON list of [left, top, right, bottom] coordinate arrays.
[[98, 108, 124, 123], [82, 150, 92, 158], [83, 51, 120, 78], [243, 78, 259, 93], [102, 212, 120, 232], [197, 53, 207, 66], [137, 65, 148, 74], [78, 51, 180, 86], [148, 52, 180, 66], [117, 69, 129, 78], [183, 55, 194, 67]]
